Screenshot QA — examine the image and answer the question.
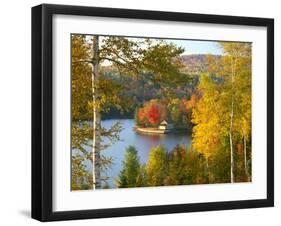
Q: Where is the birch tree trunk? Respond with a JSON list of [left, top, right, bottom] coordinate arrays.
[[229, 57, 235, 183], [92, 35, 101, 189], [229, 124, 234, 183], [243, 135, 248, 180]]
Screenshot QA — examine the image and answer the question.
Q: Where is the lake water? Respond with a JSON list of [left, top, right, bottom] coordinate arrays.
[[78, 119, 191, 188]]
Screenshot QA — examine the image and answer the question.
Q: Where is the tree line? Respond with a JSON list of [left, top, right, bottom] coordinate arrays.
[[135, 94, 198, 129], [116, 145, 206, 188]]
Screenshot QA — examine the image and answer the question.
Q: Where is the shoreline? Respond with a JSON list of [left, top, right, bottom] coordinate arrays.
[[135, 126, 191, 135]]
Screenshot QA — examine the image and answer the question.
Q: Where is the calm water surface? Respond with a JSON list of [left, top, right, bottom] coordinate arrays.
[[77, 119, 191, 188]]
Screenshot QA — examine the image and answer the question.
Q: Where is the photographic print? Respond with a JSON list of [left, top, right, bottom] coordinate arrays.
[[71, 34, 252, 190], [32, 4, 273, 221]]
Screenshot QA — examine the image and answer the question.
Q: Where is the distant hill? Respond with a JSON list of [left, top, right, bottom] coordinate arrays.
[[101, 54, 221, 75], [180, 54, 221, 74], [99, 54, 221, 119]]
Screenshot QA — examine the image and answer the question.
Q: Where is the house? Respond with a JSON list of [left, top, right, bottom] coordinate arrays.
[[158, 120, 173, 130]]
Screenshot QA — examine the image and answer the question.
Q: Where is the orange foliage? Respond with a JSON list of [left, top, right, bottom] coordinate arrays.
[[137, 100, 167, 127], [184, 93, 199, 111], [138, 108, 146, 124]]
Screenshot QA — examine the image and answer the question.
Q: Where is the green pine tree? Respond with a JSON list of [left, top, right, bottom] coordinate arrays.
[[116, 146, 144, 188]]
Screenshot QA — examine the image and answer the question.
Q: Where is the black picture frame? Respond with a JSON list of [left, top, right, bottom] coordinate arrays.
[[31, 4, 274, 222]]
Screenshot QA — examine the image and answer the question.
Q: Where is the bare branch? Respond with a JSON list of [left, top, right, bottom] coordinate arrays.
[[100, 47, 141, 74], [100, 57, 140, 75]]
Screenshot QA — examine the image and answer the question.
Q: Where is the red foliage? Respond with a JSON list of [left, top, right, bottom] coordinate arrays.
[[137, 99, 167, 127], [148, 104, 160, 125]]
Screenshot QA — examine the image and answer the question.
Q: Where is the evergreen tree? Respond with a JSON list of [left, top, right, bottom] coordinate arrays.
[[165, 144, 188, 185], [116, 146, 143, 188], [165, 145, 207, 185]]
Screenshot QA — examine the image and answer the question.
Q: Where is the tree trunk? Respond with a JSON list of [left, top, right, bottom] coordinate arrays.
[[229, 57, 235, 184], [92, 36, 101, 189], [206, 158, 210, 183], [243, 135, 248, 180], [229, 99, 234, 183], [229, 129, 234, 183]]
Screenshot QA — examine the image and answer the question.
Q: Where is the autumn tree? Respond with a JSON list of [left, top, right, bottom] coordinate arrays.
[[234, 44, 252, 180], [146, 145, 167, 186], [72, 35, 129, 189], [207, 145, 231, 183], [136, 99, 168, 127], [71, 35, 94, 190], [136, 96, 198, 129], [165, 144, 189, 185], [167, 96, 197, 129], [185, 148, 207, 184], [72, 35, 189, 189], [192, 74, 227, 173], [219, 42, 252, 182], [71, 154, 93, 190], [192, 43, 252, 183]]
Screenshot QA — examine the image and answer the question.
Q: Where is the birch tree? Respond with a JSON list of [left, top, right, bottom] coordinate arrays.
[[192, 43, 252, 183], [72, 35, 189, 189], [220, 42, 251, 182]]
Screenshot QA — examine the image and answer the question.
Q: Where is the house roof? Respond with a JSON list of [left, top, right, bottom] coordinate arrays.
[[160, 120, 168, 125]]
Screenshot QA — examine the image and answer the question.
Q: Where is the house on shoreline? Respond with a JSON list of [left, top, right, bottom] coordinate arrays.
[[135, 120, 174, 134], [158, 120, 173, 130]]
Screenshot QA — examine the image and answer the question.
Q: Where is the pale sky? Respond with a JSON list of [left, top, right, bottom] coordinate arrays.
[[85, 35, 223, 56], [170, 39, 223, 55]]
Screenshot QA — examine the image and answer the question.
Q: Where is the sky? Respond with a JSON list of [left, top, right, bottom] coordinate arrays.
[[96, 36, 224, 66], [84, 35, 223, 56], [170, 39, 223, 55]]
